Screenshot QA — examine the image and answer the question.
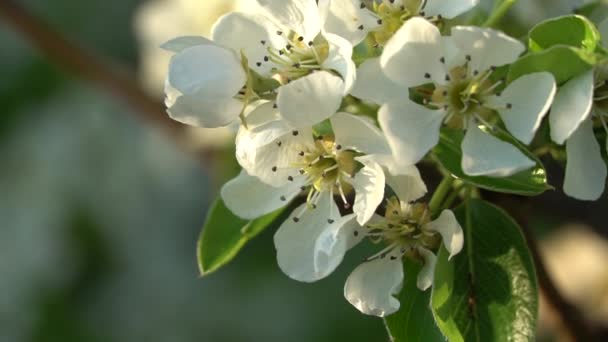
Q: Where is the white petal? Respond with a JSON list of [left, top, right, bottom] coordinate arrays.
[[235, 122, 315, 185], [385, 166, 428, 202], [550, 70, 594, 145], [380, 17, 445, 87], [318, 0, 378, 45], [344, 256, 404, 317], [416, 247, 437, 291], [166, 91, 243, 128], [211, 12, 275, 74], [351, 57, 406, 105], [423, 210, 464, 260], [256, 0, 321, 42], [423, 0, 479, 19], [352, 157, 386, 225], [274, 193, 352, 282], [277, 71, 344, 127], [492, 72, 556, 144], [331, 112, 390, 155], [450, 26, 525, 72], [161, 36, 213, 53], [564, 119, 607, 201], [323, 32, 357, 93], [221, 171, 302, 219], [378, 100, 445, 165], [461, 123, 535, 177], [168, 44, 245, 97]]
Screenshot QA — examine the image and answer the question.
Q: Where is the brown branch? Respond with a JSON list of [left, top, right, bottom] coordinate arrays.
[[519, 218, 593, 341], [0, 0, 187, 139]]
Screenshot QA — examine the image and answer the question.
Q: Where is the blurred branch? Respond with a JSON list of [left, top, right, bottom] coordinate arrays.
[[0, 0, 187, 139], [519, 218, 593, 341]]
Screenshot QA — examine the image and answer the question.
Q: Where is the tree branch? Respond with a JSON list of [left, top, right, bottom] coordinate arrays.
[[0, 0, 187, 139]]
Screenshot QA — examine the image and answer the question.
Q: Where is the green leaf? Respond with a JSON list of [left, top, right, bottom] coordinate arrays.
[[197, 199, 285, 276], [384, 259, 445, 342], [431, 200, 539, 342], [529, 15, 600, 53], [432, 129, 551, 196], [507, 45, 596, 85]]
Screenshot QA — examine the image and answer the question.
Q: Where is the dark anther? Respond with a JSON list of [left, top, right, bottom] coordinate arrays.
[[299, 151, 305, 156], [260, 40, 266, 45], [354, 230, 359, 237], [358, 24, 364, 30], [264, 56, 269, 62], [440, 57, 446, 64], [256, 62, 262, 67], [280, 196, 286, 201], [277, 31, 283, 35], [287, 176, 294, 182], [292, 130, 299, 136], [424, 73, 431, 79], [445, 74, 451, 82], [277, 141, 282, 147], [308, 41, 314, 46], [506, 103, 512, 109], [328, 219, 335, 224], [272, 166, 278, 172], [293, 217, 300, 222], [390, 256, 397, 260], [359, 2, 366, 9], [336, 144, 342, 150], [273, 103, 278, 108], [298, 36, 304, 42], [465, 55, 471, 61], [377, 19, 383, 25]]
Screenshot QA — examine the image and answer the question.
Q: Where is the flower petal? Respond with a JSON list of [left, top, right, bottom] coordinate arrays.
[[550, 70, 594, 145], [564, 119, 607, 201], [423, 0, 479, 19], [380, 17, 445, 87], [277, 71, 344, 127], [211, 12, 275, 74], [344, 256, 404, 317], [274, 192, 352, 282], [461, 123, 535, 177], [492, 72, 556, 144], [236, 122, 315, 186], [318, 0, 378, 45], [450, 26, 525, 72], [378, 100, 445, 165], [221, 171, 303, 219], [352, 157, 386, 225], [331, 112, 390, 155], [416, 247, 438, 291], [168, 44, 245, 96], [256, 0, 321, 42], [385, 166, 428, 202], [166, 91, 243, 128], [323, 32, 357, 93], [423, 210, 464, 260], [161, 36, 213, 52], [351, 57, 406, 105]]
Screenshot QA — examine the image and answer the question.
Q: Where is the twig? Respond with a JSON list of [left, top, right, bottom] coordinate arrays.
[[0, 0, 187, 139]]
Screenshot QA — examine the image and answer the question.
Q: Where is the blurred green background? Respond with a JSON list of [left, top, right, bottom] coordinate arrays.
[[0, 0, 606, 341]]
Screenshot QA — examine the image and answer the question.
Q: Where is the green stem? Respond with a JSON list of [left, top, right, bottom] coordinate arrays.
[[441, 183, 465, 211], [429, 176, 454, 215], [482, 0, 519, 28]]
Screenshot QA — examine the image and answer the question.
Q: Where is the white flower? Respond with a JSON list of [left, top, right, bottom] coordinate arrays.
[[359, 18, 556, 177], [344, 198, 464, 317], [548, 28, 608, 201], [211, 0, 356, 127], [320, 0, 479, 46], [221, 104, 427, 281], [164, 37, 248, 127], [135, 0, 256, 147]]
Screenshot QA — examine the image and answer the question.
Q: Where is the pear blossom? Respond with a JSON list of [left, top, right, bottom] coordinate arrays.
[[320, 0, 479, 46], [208, 0, 357, 128], [548, 68, 608, 200], [359, 17, 556, 177], [164, 37, 248, 127], [344, 197, 464, 316], [221, 102, 426, 281]]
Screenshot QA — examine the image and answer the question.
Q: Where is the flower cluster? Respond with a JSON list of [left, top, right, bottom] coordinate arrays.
[[162, 0, 608, 317]]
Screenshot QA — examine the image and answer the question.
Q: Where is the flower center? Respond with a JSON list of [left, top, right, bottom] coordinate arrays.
[[418, 58, 508, 129], [365, 0, 442, 47], [258, 31, 329, 84], [357, 197, 440, 260]]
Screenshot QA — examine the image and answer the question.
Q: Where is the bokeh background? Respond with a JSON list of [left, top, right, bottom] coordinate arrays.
[[0, 0, 607, 341]]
